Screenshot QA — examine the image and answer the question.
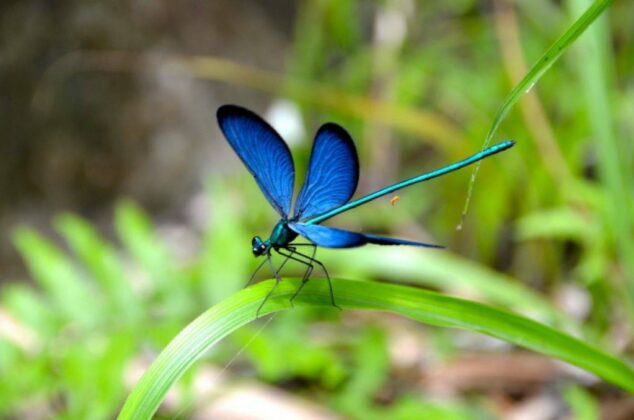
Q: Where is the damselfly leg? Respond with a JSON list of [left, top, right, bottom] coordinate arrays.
[[255, 254, 283, 318], [276, 244, 340, 310], [246, 252, 292, 288]]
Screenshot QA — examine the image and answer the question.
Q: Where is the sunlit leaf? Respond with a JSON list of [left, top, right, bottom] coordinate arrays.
[[119, 278, 634, 419]]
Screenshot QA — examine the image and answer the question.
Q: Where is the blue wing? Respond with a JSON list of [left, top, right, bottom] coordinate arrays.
[[217, 105, 294, 217], [289, 223, 443, 249], [293, 123, 359, 220]]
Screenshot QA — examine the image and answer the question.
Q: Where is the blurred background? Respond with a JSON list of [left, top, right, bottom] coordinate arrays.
[[1, 0, 633, 418]]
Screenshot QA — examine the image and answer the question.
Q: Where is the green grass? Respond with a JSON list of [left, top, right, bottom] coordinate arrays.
[[119, 278, 634, 419], [2, 0, 632, 418]]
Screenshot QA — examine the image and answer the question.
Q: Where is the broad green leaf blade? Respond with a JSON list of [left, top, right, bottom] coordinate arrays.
[[325, 247, 570, 325], [119, 279, 634, 419], [324, 247, 605, 346]]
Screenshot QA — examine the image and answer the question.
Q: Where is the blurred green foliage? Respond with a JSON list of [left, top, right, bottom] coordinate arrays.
[[2, 197, 487, 419], [1, 0, 633, 418]]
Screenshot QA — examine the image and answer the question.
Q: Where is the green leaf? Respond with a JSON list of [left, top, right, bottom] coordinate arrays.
[[324, 247, 579, 330], [114, 200, 189, 319], [1, 284, 55, 339], [386, 396, 478, 420], [462, 0, 614, 214], [12, 227, 102, 328], [55, 213, 140, 322], [516, 208, 596, 241], [564, 385, 598, 420], [567, 0, 634, 319], [114, 200, 174, 287], [336, 325, 389, 416], [119, 278, 634, 419], [487, 0, 613, 142]]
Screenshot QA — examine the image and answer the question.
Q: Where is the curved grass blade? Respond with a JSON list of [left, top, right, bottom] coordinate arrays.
[[119, 278, 634, 419], [324, 247, 582, 331], [461, 0, 614, 221]]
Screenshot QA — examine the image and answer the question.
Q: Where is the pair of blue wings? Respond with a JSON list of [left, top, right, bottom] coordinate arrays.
[[217, 105, 440, 249]]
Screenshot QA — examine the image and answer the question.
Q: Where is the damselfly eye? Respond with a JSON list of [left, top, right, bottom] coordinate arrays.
[[251, 236, 267, 256]]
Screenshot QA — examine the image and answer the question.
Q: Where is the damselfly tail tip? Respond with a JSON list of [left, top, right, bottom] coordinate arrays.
[[501, 139, 516, 149], [488, 139, 515, 155]]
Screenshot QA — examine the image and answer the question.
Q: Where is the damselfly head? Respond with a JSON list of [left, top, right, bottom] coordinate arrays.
[[251, 236, 268, 256]]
